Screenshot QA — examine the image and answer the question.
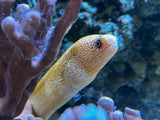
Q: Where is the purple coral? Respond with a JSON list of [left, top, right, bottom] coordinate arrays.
[[98, 96, 142, 120], [58, 96, 142, 120], [0, 0, 82, 119], [58, 104, 107, 120]]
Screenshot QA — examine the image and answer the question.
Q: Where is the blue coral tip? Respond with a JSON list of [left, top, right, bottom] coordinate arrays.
[[112, 110, 124, 120], [77, 104, 108, 120], [125, 107, 141, 117], [58, 108, 76, 120], [98, 96, 114, 112]]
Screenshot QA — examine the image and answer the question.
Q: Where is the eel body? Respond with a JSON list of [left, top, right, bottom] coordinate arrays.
[[29, 34, 118, 119]]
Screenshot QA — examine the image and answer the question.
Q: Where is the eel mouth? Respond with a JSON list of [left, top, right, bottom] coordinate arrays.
[[96, 42, 118, 56]]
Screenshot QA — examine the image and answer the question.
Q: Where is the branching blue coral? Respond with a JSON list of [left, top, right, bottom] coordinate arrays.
[[59, 104, 108, 120], [58, 96, 142, 120]]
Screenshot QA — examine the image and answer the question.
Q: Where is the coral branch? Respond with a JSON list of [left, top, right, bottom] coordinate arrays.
[[1, 16, 38, 59], [0, 0, 14, 22], [34, 0, 82, 70]]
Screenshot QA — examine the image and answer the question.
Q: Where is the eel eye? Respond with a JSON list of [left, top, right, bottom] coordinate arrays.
[[94, 39, 102, 49]]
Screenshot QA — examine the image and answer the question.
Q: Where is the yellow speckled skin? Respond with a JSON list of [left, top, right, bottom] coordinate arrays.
[[29, 34, 118, 119]]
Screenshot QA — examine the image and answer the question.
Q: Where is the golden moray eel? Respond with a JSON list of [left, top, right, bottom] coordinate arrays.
[[29, 34, 118, 119]]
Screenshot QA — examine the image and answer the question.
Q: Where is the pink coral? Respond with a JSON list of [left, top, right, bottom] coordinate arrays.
[[0, 0, 82, 119]]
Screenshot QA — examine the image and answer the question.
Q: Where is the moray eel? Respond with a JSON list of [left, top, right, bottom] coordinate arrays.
[[29, 34, 118, 119]]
